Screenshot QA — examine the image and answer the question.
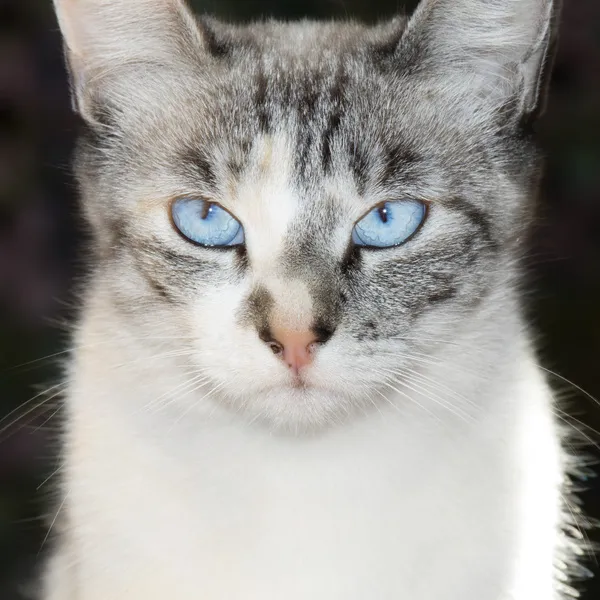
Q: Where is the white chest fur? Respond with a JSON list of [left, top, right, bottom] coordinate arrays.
[[46, 348, 563, 600]]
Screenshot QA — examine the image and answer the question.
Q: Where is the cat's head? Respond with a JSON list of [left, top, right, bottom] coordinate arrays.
[[54, 0, 558, 431]]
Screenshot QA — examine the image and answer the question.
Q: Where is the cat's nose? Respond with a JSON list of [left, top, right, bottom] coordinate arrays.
[[263, 327, 322, 375]]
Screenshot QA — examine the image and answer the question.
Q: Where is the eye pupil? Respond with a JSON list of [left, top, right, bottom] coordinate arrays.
[[200, 202, 211, 220], [378, 204, 389, 224]]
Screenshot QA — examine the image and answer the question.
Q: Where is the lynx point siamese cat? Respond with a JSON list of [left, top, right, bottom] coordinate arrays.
[[42, 0, 589, 598]]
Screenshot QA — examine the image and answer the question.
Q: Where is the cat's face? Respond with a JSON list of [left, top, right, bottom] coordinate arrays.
[[55, 0, 557, 430]]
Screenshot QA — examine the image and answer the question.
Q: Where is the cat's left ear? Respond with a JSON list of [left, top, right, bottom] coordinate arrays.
[[399, 0, 560, 125], [52, 0, 207, 122]]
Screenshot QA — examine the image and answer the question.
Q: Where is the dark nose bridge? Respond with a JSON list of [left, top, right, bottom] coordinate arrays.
[[242, 262, 341, 348], [281, 244, 343, 335], [241, 207, 344, 342], [282, 229, 344, 332]]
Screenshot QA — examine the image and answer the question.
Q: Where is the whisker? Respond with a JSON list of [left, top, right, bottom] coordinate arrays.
[[5, 348, 73, 373], [559, 489, 594, 563], [143, 372, 210, 414], [168, 381, 227, 431], [4, 332, 202, 373], [37, 464, 65, 492], [39, 492, 69, 555], [33, 402, 66, 433], [377, 350, 481, 377], [540, 366, 600, 409], [376, 378, 441, 422], [110, 349, 197, 372], [553, 409, 600, 452], [0, 382, 66, 429], [375, 367, 474, 423], [0, 385, 67, 441], [389, 366, 479, 410]]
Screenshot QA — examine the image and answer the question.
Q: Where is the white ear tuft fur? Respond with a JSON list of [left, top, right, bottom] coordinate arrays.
[[52, 0, 206, 118], [403, 0, 559, 120], [53, 0, 204, 64]]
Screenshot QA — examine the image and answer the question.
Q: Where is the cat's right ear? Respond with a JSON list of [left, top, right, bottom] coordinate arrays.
[[52, 0, 207, 123]]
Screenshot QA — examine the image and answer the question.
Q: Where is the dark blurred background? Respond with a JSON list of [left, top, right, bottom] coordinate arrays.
[[0, 0, 599, 598]]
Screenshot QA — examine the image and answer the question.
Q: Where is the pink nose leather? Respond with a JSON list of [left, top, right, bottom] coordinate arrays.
[[270, 327, 318, 375]]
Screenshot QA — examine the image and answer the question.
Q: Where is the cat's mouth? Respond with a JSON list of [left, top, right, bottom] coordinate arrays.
[[265, 371, 319, 394], [283, 377, 341, 401]]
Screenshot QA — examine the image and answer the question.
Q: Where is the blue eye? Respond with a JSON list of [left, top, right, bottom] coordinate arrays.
[[171, 198, 244, 247], [352, 200, 427, 248]]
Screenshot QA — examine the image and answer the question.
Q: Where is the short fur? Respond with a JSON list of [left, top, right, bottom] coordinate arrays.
[[43, 0, 589, 598]]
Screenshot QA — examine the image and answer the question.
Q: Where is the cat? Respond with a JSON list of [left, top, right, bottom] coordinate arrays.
[[41, 0, 589, 598]]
